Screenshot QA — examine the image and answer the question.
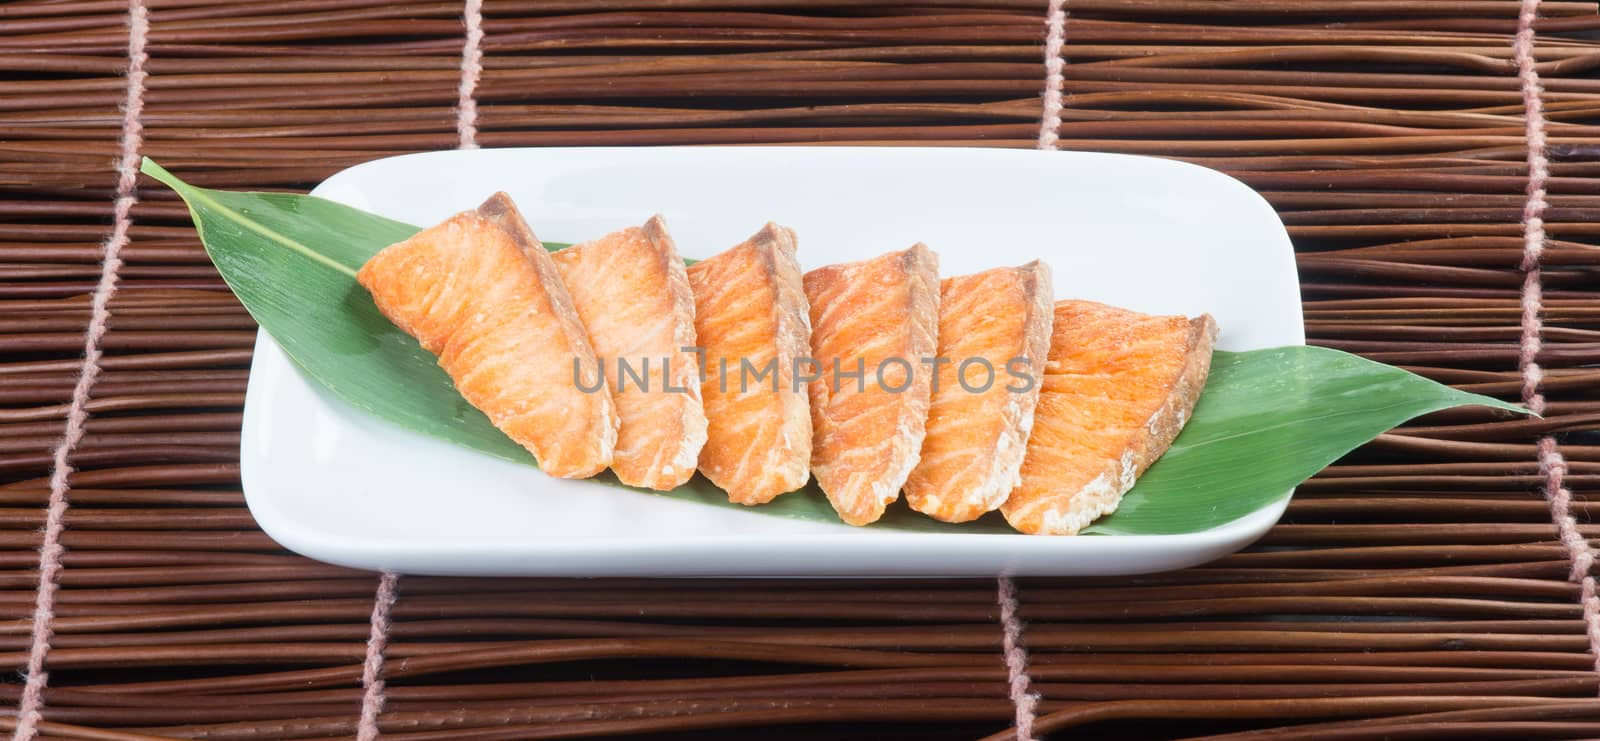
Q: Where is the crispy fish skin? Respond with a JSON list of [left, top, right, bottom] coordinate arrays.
[[804, 244, 940, 526], [903, 261, 1053, 523], [357, 194, 617, 478], [551, 216, 707, 490], [687, 223, 813, 505], [1002, 301, 1217, 536]]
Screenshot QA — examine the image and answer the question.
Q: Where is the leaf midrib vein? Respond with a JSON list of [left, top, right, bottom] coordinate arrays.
[[178, 178, 359, 278]]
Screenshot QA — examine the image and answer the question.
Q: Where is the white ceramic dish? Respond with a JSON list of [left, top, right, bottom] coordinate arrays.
[[240, 146, 1302, 577]]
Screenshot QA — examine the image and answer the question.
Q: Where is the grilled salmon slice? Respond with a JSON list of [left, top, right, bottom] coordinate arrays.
[[551, 216, 707, 490], [803, 244, 940, 526], [687, 223, 812, 505], [1002, 300, 1217, 535], [903, 262, 1053, 523], [357, 193, 618, 479]]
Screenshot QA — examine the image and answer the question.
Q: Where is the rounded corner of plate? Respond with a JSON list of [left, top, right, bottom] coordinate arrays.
[[1230, 492, 1294, 544], [1139, 156, 1291, 241], [239, 461, 383, 574]]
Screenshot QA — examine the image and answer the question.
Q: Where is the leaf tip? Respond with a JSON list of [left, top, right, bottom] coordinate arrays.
[[1481, 397, 1537, 418], [139, 157, 181, 191]]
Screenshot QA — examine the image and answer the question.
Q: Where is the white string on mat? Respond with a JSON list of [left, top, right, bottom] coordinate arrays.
[[356, 571, 401, 741], [1037, 0, 1067, 150], [457, 0, 484, 150], [1510, 0, 1600, 685], [12, 2, 149, 739], [996, 577, 1041, 741]]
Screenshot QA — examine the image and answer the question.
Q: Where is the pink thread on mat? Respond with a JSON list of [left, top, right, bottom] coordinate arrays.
[[12, 3, 148, 739], [356, 571, 401, 741], [456, 0, 484, 149], [996, 577, 1039, 741], [1513, 0, 1550, 417], [1036, 0, 1067, 150], [1536, 449, 1600, 680], [1512, 0, 1600, 682]]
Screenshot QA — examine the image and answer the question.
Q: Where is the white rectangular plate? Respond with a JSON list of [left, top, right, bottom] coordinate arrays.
[[241, 146, 1302, 576]]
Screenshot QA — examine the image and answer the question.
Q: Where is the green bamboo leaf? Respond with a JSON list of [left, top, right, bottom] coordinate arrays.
[[1079, 346, 1525, 534], [144, 158, 1527, 536]]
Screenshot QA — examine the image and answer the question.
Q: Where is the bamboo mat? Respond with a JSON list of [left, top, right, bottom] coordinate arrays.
[[3, 1, 1600, 739]]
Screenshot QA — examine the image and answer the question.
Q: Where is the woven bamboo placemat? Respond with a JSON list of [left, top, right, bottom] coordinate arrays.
[[3, 1, 1600, 739]]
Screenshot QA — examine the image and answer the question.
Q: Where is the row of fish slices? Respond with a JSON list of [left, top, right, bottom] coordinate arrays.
[[358, 193, 1214, 535]]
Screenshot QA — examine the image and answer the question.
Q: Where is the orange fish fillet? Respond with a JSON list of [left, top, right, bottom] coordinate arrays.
[[357, 193, 618, 479], [551, 216, 707, 490], [803, 245, 940, 526], [1002, 300, 1217, 535], [686, 223, 812, 505], [903, 262, 1053, 523]]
